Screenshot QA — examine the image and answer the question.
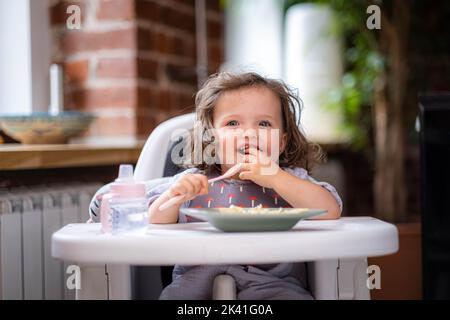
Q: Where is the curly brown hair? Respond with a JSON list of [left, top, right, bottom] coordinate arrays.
[[181, 72, 324, 174]]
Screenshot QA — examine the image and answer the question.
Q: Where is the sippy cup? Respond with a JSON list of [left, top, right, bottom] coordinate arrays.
[[100, 164, 147, 233]]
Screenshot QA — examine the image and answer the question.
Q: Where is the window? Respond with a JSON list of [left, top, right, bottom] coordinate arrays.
[[0, 0, 50, 114]]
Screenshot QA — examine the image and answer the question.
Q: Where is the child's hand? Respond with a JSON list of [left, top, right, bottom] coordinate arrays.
[[167, 173, 209, 205], [238, 147, 281, 188]]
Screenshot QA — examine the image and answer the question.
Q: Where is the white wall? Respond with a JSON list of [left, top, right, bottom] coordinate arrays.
[[0, 0, 50, 114]]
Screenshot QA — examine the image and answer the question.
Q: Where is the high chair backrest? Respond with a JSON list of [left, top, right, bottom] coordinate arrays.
[[134, 113, 195, 181]]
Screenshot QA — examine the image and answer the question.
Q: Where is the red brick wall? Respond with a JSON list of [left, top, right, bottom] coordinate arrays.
[[50, 0, 224, 139]]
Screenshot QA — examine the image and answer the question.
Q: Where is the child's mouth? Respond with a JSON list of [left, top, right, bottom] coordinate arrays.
[[237, 144, 260, 155]]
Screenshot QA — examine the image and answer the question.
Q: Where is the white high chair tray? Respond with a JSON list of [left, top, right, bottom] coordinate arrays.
[[52, 217, 398, 266]]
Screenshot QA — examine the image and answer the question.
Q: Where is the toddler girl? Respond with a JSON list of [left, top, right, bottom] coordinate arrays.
[[147, 72, 343, 300]]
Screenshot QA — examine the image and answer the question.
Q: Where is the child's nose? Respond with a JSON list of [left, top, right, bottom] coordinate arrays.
[[242, 125, 258, 136]]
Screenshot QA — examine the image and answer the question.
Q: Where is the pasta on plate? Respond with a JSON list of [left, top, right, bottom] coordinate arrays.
[[217, 204, 309, 215]]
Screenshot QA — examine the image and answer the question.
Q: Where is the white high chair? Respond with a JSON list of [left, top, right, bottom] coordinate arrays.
[[132, 113, 371, 300]]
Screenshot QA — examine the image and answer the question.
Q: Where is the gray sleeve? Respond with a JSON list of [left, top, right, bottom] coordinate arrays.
[[284, 166, 343, 213]]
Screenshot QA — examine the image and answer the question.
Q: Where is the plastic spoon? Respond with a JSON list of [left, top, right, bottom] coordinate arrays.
[[158, 163, 242, 211], [207, 163, 242, 183]]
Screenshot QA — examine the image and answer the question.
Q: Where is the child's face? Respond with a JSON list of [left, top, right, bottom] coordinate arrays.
[[212, 86, 287, 172]]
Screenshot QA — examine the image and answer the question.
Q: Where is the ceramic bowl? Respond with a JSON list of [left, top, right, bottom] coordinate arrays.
[[0, 111, 95, 144]]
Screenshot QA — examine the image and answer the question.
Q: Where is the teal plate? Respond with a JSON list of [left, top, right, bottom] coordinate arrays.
[[180, 208, 327, 232]]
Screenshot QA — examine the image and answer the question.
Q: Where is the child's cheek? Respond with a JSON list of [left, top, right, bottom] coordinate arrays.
[[217, 129, 238, 165], [259, 128, 281, 160], [258, 129, 271, 155]]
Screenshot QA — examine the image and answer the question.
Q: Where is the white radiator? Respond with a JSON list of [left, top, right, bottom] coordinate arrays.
[[0, 182, 102, 300]]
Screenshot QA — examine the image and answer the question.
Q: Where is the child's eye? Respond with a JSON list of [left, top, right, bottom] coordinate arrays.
[[259, 121, 272, 127], [226, 120, 239, 127]]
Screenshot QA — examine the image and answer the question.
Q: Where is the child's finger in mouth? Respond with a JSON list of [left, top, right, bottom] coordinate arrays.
[[246, 146, 262, 155], [237, 144, 262, 155]]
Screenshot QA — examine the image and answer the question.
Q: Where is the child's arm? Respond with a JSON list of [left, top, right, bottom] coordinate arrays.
[[239, 147, 341, 219], [148, 189, 182, 224], [271, 170, 341, 220], [148, 173, 208, 224]]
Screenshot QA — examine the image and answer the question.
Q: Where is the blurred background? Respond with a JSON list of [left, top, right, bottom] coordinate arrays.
[[1, 0, 450, 300]]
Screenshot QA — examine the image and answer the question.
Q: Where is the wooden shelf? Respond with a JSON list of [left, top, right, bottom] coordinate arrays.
[[0, 141, 145, 171], [0, 140, 349, 171]]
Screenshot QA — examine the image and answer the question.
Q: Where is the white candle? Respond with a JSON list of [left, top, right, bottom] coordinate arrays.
[[49, 64, 63, 115], [284, 4, 347, 143], [224, 0, 283, 78]]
